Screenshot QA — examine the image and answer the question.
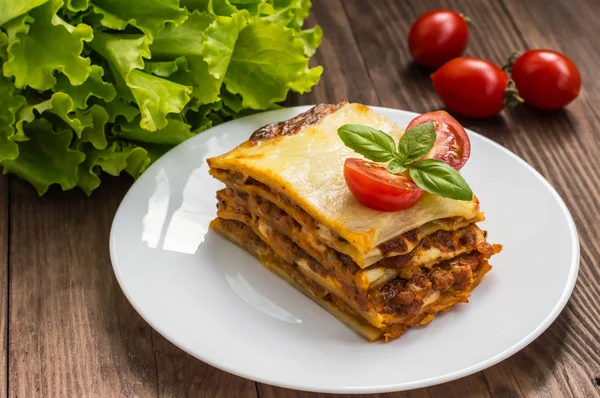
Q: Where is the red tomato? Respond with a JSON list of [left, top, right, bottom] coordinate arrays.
[[431, 57, 508, 117], [343, 158, 424, 212], [510, 50, 581, 110], [405, 110, 471, 170], [408, 9, 470, 69]]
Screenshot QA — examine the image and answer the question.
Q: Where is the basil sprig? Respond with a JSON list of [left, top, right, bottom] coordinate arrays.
[[337, 122, 472, 201]]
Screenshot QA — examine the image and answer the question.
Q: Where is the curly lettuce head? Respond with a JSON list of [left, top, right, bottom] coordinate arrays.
[[0, 0, 322, 194]]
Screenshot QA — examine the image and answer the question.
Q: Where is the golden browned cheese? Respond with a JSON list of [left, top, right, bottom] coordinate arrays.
[[208, 101, 480, 268]]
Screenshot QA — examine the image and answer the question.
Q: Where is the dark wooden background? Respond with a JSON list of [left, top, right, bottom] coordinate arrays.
[[2, 0, 600, 396]]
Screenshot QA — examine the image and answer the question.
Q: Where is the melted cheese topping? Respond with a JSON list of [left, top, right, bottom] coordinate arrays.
[[208, 103, 479, 258]]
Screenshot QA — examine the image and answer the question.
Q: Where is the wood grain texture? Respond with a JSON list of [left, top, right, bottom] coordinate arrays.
[[479, 1, 600, 397], [0, 176, 8, 398], [8, 178, 158, 397], [153, 330, 257, 398], [258, 373, 493, 398], [265, 0, 507, 396], [151, 2, 381, 395], [283, 0, 379, 107], [3, 0, 600, 397], [266, 0, 600, 397]]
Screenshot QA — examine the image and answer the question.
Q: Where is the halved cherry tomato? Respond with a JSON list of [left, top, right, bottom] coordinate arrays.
[[408, 9, 470, 69], [431, 57, 508, 118], [343, 158, 424, 212], [510, 49, 581, 110], [405, 110, 471, 170]]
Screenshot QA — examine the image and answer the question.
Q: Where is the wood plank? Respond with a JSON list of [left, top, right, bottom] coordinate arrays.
[[5, 0, 599, 397], [270, 0, 600, 396], [150, 0, 384, 395], [283, 0, 380, 107], [266, 2, 494, 397], [480, 1, 600, 397], [154, 2, 381, 395], [341, 0, 524, 114], [0, 176, 8, 398], [8, 177, 158, 397], [265, 0, 504, 396], [258, 372, 493, 398], [6, 175, 261, 397], [153, 333, 257, 398]]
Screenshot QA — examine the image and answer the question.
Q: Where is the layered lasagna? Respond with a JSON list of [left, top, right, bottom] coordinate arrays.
[[207, 100, 501, 342]]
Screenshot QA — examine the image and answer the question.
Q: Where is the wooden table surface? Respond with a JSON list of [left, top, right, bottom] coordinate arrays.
[[2, 0, 600, 396]]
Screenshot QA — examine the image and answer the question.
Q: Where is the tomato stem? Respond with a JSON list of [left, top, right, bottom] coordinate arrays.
[[502, 51, 523, 74], [502, 51, 525, 108], [459, 13, 473, 25], [504, 80, 524, 108]]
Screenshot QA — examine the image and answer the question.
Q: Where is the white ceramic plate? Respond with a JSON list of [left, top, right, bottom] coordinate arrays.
[[110, 105, 579, 394]]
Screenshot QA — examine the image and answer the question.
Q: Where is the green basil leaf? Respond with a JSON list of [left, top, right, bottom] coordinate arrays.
[[387, 158, 406, 174], [398, 121, 436, 164], [409, 159, 473, 200], [337, 124, 397, 162]]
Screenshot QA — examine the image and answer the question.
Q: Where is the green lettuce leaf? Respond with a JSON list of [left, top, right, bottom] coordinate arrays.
[[84, 5, 129, 30], [184, 100, 222, 132], [97, 142, 151, 177], [2, 119, 85, 194], [65, 0, 88, 12], [77, 141, 151, 195], [0, 31, 8, 61], [179, 0, 209, 12], [78, 104, 109, 149], [127, 69, 192, 131], [201, 11, 248, 80], [102, 98, 140, 123], [3, 0, 93, 90], [14, 95, 55, 140], [114, 117, 194, 146], [150, 11, 221, 104], [0, 0, 49, 26], [289, 65, 322, 92], [144, 57, 187, 78], [149, 11, 213, 57], [224, 19, 322, 109], [0, 76, 26, 162], [54, 64, 117, 109], [268, 0, 310, 30], [208, 0, 238, 16], [220, 89, 244, 113], [0, 0, 322, 195], [88, 0, 188, 39], [298, 25, 322, 57], [15, 92, 79, 135], [90, 31, 192, 130], [76, 142, 107, 195], [229, 0, 267, 16], [13, 92, 109, 151], [89, 31, 150, 99], [0, 97, 24, 162]]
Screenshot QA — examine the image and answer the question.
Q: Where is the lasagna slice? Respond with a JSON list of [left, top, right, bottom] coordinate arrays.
[[207, 100, 501, 342]]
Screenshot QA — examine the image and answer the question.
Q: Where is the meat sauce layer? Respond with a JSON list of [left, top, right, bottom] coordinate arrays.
[[213, 217, 496, 341], [216, 189, 500, 320]]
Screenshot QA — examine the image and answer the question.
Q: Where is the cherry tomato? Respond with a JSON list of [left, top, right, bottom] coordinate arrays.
[[408, 9, 470, 69], [510, 49, 581, 110], [431, 57, 508, 118], [343, 158, 424, 212], [405, 110, 471, 170]]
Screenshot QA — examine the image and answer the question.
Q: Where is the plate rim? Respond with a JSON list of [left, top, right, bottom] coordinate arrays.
[[109, 104, 580, 394]]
